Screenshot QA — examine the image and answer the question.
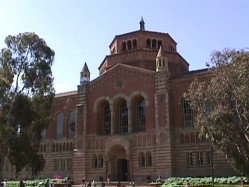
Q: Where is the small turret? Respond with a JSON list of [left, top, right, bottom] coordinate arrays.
[[139, 17, 145, 31], [156, 46, 168, 72], [80, 62, 90, 84]]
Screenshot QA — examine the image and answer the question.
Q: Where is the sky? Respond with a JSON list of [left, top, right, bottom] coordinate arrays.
[[0, 0, 248, 94]]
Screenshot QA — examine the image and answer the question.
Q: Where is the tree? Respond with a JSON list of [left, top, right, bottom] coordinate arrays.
[[0, 32, 55, 176], [185, 48, 249, 176]]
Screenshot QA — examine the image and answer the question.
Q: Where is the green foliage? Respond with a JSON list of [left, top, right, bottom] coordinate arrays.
[[185, 49, 249, 176], [162, 176, 248, 187], [0, 32, 55, 176], [6, 179, 65, 187]]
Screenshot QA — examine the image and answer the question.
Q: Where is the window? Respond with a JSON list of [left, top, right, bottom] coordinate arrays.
[[196, 152, 204, 165], [182, 98, 194, 128], [127, 40, 132, 50], [139, 152, 145, 167], [133, 39, 137, 49], [146, 152, 152, 166], [146, 39, 151, 48], [92, 154, 97, 168], [122, 42, 126, 51], [54, 159, 59, 170], [186, 152, 193, 166], [61, 159, 66, 170], [137, 99, 146, 131], [41, 129, 46, 139], [180, 133, 184, 144], [69, 111, 76, 139], [67, 158, 72, 170], [56, 112, 64, 139], [103, 105, 111, 135], [152, 39, 157, 49], [206, 151, 211, 165], [119, 100, 128, 134], [98, 154, 103, 168], [191, 132, 195, 143]]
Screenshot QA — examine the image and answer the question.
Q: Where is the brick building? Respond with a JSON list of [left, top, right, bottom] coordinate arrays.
[[1, 18, 236, 182]]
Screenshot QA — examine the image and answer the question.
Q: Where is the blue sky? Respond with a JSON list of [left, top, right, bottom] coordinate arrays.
[[0, 0, 248, 93]]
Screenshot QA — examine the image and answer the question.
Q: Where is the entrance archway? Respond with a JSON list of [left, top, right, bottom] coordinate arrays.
[[107, 145, 128, 181]]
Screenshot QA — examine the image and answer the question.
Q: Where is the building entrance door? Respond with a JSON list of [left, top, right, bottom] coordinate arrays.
[[117, 159, 128, 181]]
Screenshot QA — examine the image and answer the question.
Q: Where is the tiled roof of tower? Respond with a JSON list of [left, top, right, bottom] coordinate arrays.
[[109, 30, 177, 48], [54, 90, 77, 98]]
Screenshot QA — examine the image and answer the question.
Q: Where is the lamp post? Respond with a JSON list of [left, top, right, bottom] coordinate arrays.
[[206, 133, 214, 187], [210, 139, 214, 187]]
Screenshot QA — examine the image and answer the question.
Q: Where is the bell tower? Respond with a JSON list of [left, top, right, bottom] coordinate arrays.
[[156, 46, 169, 72], [80, 62, 90, 84]]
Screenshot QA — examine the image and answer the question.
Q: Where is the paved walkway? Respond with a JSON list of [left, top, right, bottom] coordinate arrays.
[[72, 181, 162, 187]]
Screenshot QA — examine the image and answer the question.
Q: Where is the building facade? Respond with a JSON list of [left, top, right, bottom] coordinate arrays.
[[1, 19, 236, 182]]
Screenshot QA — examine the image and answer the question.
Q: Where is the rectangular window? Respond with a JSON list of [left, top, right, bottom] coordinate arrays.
[[54, 159, 59, 170], [206, 151, 211, 165], [196, 152, 204, 165], [67, 158, 72, 170], [186, 152, 193, 166], [182, 99, 194, 128]]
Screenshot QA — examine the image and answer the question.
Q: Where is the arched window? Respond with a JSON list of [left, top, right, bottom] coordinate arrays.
[[103, 104, 111, 135], [146, 38, 151, 48], [185, 133, 190, 143], [69, 111, 76, 139], [122, 42, 126, 51], [119, 100, 128, 134], [181, 98, 194, 128], [152, 39, 157, 49], [146, 152, 152, 166], [127, 40, 132, 50], [41, 129, 46, 139], [132, 97, 146, 132], [139, 152, 145, 167], [132, 39, 137, 49], [137, 99, 145, 132], [56, 112, 64, 139]]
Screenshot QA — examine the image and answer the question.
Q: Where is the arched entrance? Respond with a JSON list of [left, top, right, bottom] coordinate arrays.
[[107, 145, 128, 181]]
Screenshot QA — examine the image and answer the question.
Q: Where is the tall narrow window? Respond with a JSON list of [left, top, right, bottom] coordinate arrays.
[[119, 100, 128, 134], [56, 112, 64, 139], [146, 39, 151, 48], [137, 99, 145, 132], [69, 111, 76, 139], [196, 152, 203, 165], [98, 154, 103, 168], [133, 39, 137, 49], [122, 42, 126, 51], [186, 152, 193, 166], [206, 151, 211, 165], [152, 39, 157, 49], [41, 129, 46, 139], [146, 152, 152, 166], [182, 98, 194, 128], [103, 105, 111, 135], [127, 40, 132, 50], [139, 152, 145, 167], [92, 154, 97, 168]]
